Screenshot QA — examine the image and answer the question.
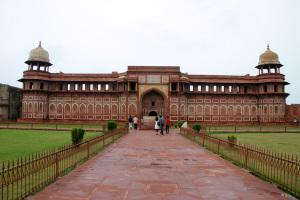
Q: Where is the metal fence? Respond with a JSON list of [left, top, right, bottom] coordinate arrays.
[[0, 122, 111, 132], [205, 125, 300, 133], [180, 127, 300, 198], [0, 127, 128, 200]]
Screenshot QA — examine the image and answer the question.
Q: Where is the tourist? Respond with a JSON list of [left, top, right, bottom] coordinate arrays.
[[154, 116, 159, 134], [128, 115, 133, 130], [133, 115, 138, 130], [158, 115, 165, 135], [165, 116, 170, 134]]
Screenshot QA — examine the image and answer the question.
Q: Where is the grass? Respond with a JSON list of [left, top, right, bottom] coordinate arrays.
[[0, 129, 102, 162], [211, 132, 300, 157], [1, 130, 124, 200]]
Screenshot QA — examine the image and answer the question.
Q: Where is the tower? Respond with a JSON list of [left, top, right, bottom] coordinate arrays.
[[256, 44, 288, 123], [21, 41, 52, 120]]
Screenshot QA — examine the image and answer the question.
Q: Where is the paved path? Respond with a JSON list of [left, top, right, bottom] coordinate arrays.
[[29, 130, 294, 200]]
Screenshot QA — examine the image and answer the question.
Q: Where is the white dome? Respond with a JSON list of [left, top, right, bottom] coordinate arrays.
[[26, 41, 50, 63]]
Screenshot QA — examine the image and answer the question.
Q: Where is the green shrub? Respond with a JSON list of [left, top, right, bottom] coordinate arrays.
[[71, 128, 85, 145], [177, 121, 184, 128], [174, 124, 178, 128], [107, 121, 118, 131], [192, 123, 201, 132], [227, 135, 237, 143]]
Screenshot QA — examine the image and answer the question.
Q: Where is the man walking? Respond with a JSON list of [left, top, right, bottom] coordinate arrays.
[[158, 115, 165, 135], [165, 116, 170, 134]]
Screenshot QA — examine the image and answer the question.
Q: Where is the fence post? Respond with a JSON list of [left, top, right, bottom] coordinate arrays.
[[55, 152, 60, 179], [245, 148, 249, 168], [1, 162, 4, 200], [217, 140, 220, 154], [87, 141, 90, 159], [202, 133, 205, 147], [102, 135, 105, 147]]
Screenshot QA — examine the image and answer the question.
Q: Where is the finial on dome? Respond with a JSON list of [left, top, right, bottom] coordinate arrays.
[[38, 41, 42, 48], [267, 43, 270, 50]]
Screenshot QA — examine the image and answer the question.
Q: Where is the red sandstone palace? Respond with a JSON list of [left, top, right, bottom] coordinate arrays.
[[19, 42, 300, 124]]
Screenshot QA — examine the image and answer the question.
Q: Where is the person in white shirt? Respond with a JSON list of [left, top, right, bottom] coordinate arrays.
[[133, 116, 138, 130], [154, 116, 160, 134]]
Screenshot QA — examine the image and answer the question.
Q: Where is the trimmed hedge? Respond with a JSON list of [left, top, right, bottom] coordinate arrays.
[[227, 135, 237, 143], [107, 121, 118, 131], [71, 128, 85, 145], [192, 123, 201, 132]]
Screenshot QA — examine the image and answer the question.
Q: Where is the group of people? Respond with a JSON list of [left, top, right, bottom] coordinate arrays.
[[154, 115, 170, 135], [128, 115, 170, 135], [128, 115, 139, 130]]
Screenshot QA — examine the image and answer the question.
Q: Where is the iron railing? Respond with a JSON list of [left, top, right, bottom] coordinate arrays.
[[0, 127, 128, 200], [180, 127, 300, 198]]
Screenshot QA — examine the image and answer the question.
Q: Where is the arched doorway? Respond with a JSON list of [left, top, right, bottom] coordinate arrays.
[[149, 111, 158, 116], [142, 90, 165, 117]]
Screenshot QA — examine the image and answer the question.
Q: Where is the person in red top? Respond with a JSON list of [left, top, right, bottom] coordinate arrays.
[[165, 116, 170, 134]]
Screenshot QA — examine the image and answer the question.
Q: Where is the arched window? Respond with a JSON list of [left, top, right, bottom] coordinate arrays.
[[236, 106, 242, 116], [65, 104, 71, 113], [188, 106, 195, 115], [57, 104, 63, 114], [88, 104, 94, 114], [72, 104, 78, 114], [212, 106, 218, 115], [196, 105, 203, 115], [112, 105, 118, 115], [103, 105, 110, 114], [49, 104, 55, 114], [95, 104, 102, 114], [170, 105, 178, 115], [220, 106, 226, 116], [228, 106, 234, 116], [204, 106, 210, 115], [80, 104, 86, 114]]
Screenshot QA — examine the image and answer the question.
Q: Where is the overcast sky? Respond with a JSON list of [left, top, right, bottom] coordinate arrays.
[[0, 0, 299, 103]]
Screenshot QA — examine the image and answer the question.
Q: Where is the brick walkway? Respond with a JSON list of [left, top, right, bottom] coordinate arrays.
[[29, 129, 294, 200]]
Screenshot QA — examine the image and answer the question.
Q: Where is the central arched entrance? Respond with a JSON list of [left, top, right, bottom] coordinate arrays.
[[140, 89, 167, 129], [149, 111, 158, 116], [142, 90, 165, 117]]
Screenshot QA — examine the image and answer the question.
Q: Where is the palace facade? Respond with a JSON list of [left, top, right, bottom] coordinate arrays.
[[19, 42, 293, 124]]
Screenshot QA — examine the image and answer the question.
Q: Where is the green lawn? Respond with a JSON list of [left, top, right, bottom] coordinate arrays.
[[212, 133, 300, 157], [0, 129, 101, 162]]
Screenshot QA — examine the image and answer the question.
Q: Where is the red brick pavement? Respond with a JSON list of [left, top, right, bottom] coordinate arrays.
[[28, 129, 295, 200]]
